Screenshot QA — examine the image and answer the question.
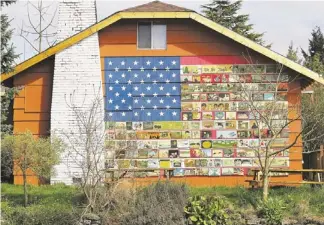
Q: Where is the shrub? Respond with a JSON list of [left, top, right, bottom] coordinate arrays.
[[257, 197, 286, 225], [184, 195, 229, 225], [2, 203, 80, 225], [118, 181, 188, 225]]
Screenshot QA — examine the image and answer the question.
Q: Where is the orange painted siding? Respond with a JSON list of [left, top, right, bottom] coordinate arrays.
[[12, 57, 54, 184], [99, 18, 303, 186], [9, 18, 304, 187]]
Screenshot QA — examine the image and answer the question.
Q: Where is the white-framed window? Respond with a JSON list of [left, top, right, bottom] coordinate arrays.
[[137, 22, 167, 49]]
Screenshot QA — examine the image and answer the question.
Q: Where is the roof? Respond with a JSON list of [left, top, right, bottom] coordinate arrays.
[[122, 1, 193, 12], [1, 1, 324, 86]]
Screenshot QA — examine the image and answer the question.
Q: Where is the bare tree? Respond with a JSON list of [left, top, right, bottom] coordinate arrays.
[[19, 0, 57, 54], [234, 61, 324, 200], [53, 85, 139, 221]]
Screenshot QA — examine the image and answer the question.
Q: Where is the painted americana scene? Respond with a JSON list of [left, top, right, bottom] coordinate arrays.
[[1, 0, 324, 224]]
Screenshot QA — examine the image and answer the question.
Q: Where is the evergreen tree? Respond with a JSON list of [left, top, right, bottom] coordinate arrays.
[[201, 0, 270, 47], [1, 0, 18, 183], [302, 26, 324, 62], [286, 41, 302, 64], [1, 0, 18, 73], [302, 27, 324, 76]]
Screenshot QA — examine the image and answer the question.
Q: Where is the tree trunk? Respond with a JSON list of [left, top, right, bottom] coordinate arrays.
[[262, 158, 270, 201], [23, 170, 28, 207]]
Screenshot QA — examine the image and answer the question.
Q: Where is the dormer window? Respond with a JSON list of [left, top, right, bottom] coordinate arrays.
[[137, 22, 166, 49]]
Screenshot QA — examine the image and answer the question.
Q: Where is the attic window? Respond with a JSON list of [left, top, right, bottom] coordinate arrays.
[[138, 22, 166, 49]]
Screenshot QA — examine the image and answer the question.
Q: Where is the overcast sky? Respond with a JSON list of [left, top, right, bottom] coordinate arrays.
[[2, 0, 324, 63]]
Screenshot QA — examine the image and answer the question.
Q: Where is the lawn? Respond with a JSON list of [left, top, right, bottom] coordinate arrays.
[[1, 183, 324, 225]]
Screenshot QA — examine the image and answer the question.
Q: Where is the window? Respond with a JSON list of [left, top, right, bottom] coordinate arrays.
[[138, 22, 166, 49]]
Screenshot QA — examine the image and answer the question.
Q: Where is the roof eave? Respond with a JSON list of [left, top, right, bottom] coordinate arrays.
[[1, 11, 323, 86]]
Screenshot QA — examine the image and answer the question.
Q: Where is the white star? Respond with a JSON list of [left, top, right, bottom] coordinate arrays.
[[159, 86, 164, 91], [121, 86, 126, 91], [146, 73, 151, 78], [108, 73, 113, 78], [133, 61, 138, 65], [121, 99, 126, 103], [146, 60, 151, 65], [108, 86, 113, 91], [172, 111, 177, 116], [134, 99, 139, 104], [172, 98, 177, 103], [166, 92, 170, 97], [128, 106, 132, 110], [147, 112, 151, 116], [127, 67, 132, 72], [160, 111, 164, 116], [147, 99, 151, 104], [127, 93, 132, 97], [127, 80, 132, 85], [140, 79, 144, 84], [140, 106, 145, 110], [115, 105, 119, 110], [121, 73, 125, 78], [108, 99, 113, 104], [115, 92, 120, 97], [134, 73, 138, 78], [108, 112, 113, 116], [121, 112, 126, 116], [108, 61, 112, 65], [121, 61, 125, 65], [172, 86, 177, 90], [153, 92, 158, 97], [153, 80, 157, 85], [114, 67, 119, 72], [159, 99, 164, 104], [166, 79, 170, 83], [166, 105, 170, 109], [159, 73, 164, 78], [134, 86, 139, 91], [115, 80, 119, 84], [140, 67, 145, 71], [166, 67, 170, 71], [172, 60, 177, 65], [146, 86, 151, 91], [140, 92, 145, 97], [134, 112, 139, 116], [159, 60, 164, 65], [172, 73, 176, 78], [153, 105, 158, 110], [153, 67, 157, 71]]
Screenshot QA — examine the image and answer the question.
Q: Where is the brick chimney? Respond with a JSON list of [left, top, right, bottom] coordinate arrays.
[[51, 0, 104, 185]]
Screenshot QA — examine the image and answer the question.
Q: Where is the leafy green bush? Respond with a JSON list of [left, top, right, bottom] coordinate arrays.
[[257, 197, 286, 225], [118, 181, 188, 225], [2, 204, 79, 225], [184, 195, 229, 225]]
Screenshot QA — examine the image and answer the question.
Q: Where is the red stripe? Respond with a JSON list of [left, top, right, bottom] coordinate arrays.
[[180, 56, 249, 65]]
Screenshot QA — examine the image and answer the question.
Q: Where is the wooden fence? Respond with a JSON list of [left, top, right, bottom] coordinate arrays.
[[303, 145, 324, 180]]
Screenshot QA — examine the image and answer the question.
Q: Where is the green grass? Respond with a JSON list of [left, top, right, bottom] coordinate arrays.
[[189, 185, 324, 218], [1, 183, 324, 224], [1, 183, 81, 206]]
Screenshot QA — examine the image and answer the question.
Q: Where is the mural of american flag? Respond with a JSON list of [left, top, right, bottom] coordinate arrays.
[[105, 57, 181, 121]]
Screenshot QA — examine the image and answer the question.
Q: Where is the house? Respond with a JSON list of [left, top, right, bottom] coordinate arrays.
[[1, 0, 324, 186]]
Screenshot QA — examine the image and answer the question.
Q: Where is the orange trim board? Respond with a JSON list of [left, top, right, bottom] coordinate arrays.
[[1, 11, 323, 85]]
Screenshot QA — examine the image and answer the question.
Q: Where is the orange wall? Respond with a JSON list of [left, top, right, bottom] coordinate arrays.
[[11, 18, 303, 186], [99, 19, 272, 62], [12, 57, 54, 185], [99, 18, 303, 186]]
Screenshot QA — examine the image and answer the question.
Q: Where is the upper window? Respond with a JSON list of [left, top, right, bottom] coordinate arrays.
[[138, 22, 166, 49]]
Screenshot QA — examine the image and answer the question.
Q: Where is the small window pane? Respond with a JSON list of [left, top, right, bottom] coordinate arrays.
[[138, 22, 151, 49], [152, 24, 166, 49]]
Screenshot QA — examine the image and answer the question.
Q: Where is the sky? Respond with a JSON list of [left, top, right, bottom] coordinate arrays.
[[2, 0, 324, 64]]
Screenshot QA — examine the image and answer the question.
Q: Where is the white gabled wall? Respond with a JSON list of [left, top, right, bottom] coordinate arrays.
[[51, 0, 105, 185]]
